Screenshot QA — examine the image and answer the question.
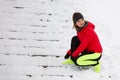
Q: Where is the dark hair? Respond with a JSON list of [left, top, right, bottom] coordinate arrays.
[[72, 12, 84, 29]]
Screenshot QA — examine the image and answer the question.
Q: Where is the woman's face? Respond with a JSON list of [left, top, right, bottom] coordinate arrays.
[[75, 18, 85, 27]]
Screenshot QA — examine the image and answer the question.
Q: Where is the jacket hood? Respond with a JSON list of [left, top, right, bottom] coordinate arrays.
[[87, 21, 95, 29]]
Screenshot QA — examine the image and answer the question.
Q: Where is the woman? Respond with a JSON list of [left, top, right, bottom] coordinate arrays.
[[64, 12, 103, 68]]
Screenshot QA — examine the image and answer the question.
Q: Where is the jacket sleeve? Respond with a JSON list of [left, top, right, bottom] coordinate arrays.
[[66, 49, 71, 55], [72, 30, 93, 58]]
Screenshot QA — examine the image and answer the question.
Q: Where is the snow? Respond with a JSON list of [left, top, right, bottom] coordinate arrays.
[[0, 0, 120, 80]]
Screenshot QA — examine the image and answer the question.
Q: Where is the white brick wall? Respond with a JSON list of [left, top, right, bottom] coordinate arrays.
[[0, 0, 77, 80], [0, 0, 117, 80]]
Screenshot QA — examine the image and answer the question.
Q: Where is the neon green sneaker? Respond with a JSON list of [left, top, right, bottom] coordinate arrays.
[[62, 58, 74, 65], [94, 61, 101, 73]]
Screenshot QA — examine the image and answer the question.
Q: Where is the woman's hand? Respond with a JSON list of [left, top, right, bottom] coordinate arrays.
[[64, 54, 70, 59]]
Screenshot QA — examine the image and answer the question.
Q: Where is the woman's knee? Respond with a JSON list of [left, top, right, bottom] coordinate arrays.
[[71, 36, 80, 44], [72, 36, 78, 41]]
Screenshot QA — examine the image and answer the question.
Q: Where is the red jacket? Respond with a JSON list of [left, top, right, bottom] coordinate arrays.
[[67, 21, 103, 58]]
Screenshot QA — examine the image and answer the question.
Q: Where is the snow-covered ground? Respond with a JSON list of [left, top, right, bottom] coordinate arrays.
[[0, 0, 120, 80]]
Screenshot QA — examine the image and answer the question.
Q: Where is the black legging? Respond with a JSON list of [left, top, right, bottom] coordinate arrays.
[[70, 36, 102, 66], [71, 36, 92, 55]]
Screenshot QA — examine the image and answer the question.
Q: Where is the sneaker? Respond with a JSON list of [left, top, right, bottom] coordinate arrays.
[[94, 61, 101, 73], [62, 58, 74, 65]]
